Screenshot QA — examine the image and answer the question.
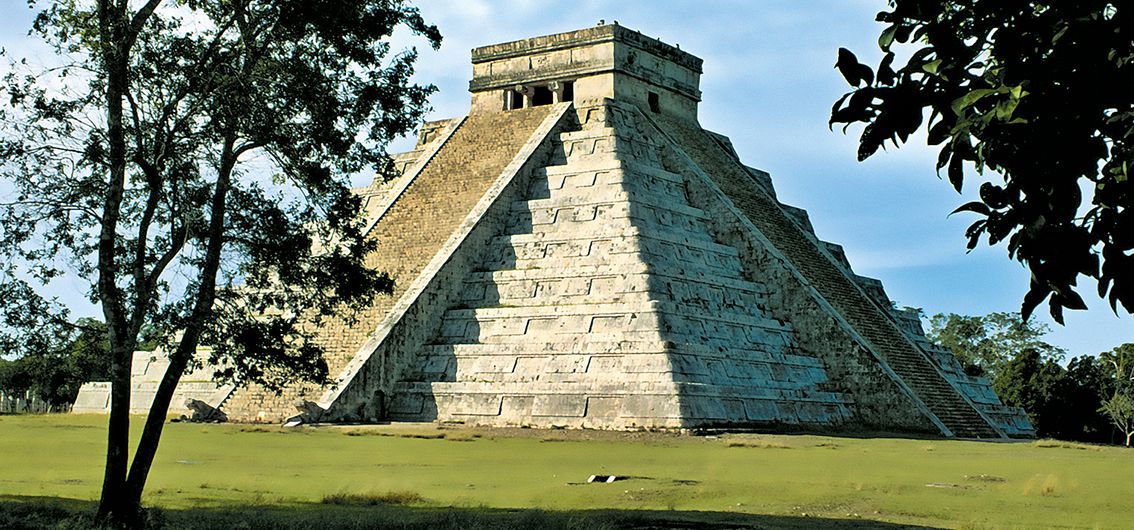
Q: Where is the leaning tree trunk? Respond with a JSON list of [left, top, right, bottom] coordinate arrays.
[[118, 137, 237, 515]]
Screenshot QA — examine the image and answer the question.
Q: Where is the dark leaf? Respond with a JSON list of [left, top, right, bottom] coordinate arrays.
[[878, 52, 897, 85], [948, 152, 965, 192], [951, 201, 991, 216], [836, 48, 874, 87], [1048, 299, 1065, 326], [1021, 284, 1051, 322], [878, 26, 898, 51]]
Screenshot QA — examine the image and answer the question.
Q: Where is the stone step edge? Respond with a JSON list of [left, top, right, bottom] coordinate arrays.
[[442, 300, 791, 331], [465, 264, 768, 294], [537, 158, 684, 185], [413, 344, 824, 368], [514, 191, 708, 221], [496, 225, 740, 257], [392, 381, 853, 404]]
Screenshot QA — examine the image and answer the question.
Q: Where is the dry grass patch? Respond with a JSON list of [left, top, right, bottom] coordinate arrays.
[[1033, 440, 1102, 451], [341, 429, 445, 440], [725, 439, 792, 449], [963, 474, 1006, 483], [445, 433, 481, 442], [236, 425, 310, 435], [321, 490, 426, 506]]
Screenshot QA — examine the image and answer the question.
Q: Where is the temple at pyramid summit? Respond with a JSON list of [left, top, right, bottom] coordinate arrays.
[[75, 24, 1033, 439]]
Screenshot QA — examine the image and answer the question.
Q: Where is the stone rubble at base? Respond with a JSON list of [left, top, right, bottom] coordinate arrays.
[[73, 24, 1033, 439]]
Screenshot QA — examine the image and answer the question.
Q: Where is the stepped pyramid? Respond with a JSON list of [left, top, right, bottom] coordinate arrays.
[[213, 25, 1032, 438]]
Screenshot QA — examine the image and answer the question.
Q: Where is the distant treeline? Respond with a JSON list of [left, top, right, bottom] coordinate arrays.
[[0, 390, 67, 414]]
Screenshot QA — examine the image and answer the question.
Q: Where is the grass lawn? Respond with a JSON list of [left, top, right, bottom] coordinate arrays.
[[0, 413, 1131, 529]]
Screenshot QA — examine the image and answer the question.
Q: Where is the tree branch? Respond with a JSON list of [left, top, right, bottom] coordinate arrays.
[[127, 0, 164, 48]]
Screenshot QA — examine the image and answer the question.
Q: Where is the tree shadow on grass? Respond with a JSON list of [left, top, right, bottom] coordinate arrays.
[[0, 495, 941, 530]]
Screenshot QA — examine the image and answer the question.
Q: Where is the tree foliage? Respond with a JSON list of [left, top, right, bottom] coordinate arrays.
[[993, 349, 1069, 439], [0, 0, 440, 525], [832, 1, 1134, 322], [1062, 354, 1117, 442], [926, 311, 1065, 378], [0, 318, 111, 408]]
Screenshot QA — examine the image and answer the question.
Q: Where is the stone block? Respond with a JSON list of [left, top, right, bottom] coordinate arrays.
[[532, 394, 587, 417]]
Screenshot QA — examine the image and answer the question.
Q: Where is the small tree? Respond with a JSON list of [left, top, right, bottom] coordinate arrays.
[[1100, 393, 1134, 446], [1100, 344, 1134, 446], [1, 1, 440, 525]]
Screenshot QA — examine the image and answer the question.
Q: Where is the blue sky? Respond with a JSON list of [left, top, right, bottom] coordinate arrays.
[[1, 1, 1130, 356]]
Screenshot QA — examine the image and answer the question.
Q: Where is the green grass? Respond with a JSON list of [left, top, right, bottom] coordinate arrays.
[[1, 414, 1132, 529]]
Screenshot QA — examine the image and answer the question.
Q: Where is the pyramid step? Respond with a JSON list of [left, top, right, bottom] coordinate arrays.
[[420, 340, 674, 356], [394, 380, 685, 396], [436, 330, 666, 346], [493, 226, 733, 255], [535, 158, 684, 184], [458, 269, 767, 309], [434, 300, 793, 351], [483, 227, 743, 276], [460, 287, 654, 307], [527, 162, 689, 205], [513, 191, 708, 221], [411, 343, 825, 378], [393, 380, 849, 404], [510, 196, 712, 242], [465, 264, 769, 295], [481, 236, 747, 280], [557, 127, 660, 165], [557, 127, 618, 142], [439, 300, 789, 332]]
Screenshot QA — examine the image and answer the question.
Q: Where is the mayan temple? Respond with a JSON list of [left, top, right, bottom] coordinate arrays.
[[75, 24, 1034, 439]]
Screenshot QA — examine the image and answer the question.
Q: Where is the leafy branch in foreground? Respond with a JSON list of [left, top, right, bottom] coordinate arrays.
[[832, 1, 1133, 322]]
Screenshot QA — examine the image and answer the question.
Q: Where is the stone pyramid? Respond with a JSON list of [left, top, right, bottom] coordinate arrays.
[[209, 25, 1032, 438]]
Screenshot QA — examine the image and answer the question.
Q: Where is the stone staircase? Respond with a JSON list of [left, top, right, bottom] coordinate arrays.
[[221, 106, 558, 422], [390, 102, 853, 429], [654, 116, 1001, 439]]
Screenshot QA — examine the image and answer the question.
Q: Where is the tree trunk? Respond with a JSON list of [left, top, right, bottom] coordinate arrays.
[[96, 347, 133, 523], [116, 137, 237, 517], [94, 1, 138, 526], [121, 340, 193, 509], [1126, 430, 1132, 447]]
